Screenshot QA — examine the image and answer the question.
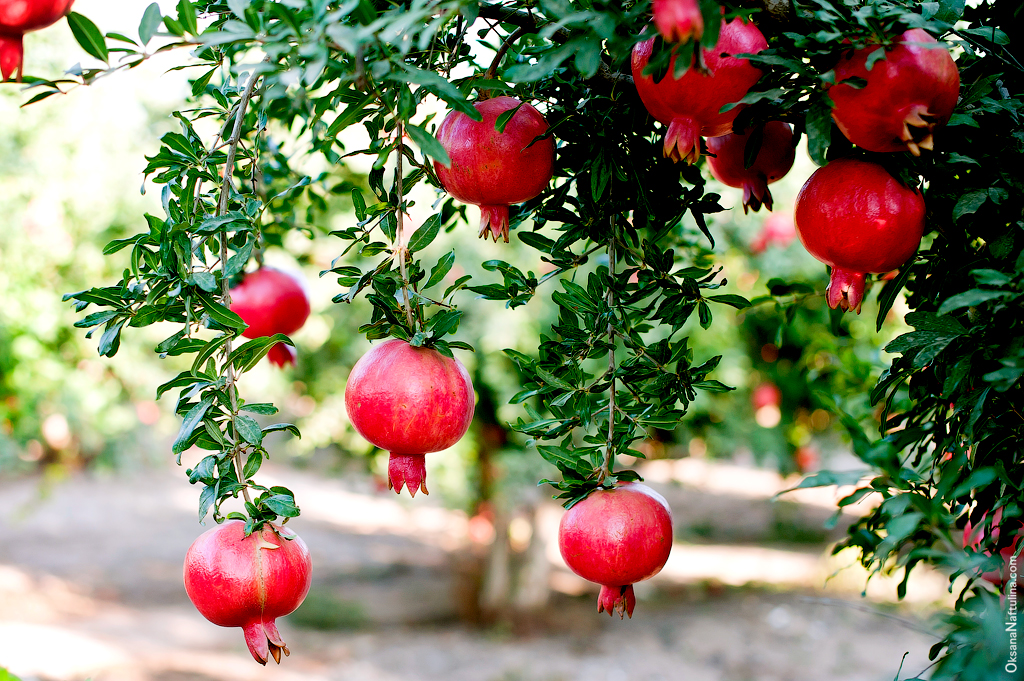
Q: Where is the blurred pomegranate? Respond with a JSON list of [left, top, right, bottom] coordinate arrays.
[[794, 445, 820, 472], [0, 0, 74, 81], [750, 212, 797, 254], [752, 382, 782, 410], [963, 508, 1023, 586], [653, 0, 703, 43], [706, 122, 796, 213], [230, 267, 311, 368]]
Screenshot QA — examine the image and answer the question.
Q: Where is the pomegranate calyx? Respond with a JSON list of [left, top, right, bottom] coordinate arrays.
[[597, 584, 637, 619], [243, 620, 290, 665], [267, 342, 298, 368], [0, 35, 24, 82], [741, 175, 772, 214], [826, 268, 866, 314], [479, 205, 511, 243], [664, 117, 702, 164], [388, 452, 429, 497], [900, 104, 939, 156]]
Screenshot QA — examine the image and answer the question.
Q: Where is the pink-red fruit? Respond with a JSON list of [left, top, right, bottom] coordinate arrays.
[[0, 0, 74, 81], [828, 29, 960, 156], [750, 212, 796, 254], [794, 158, 925, 314], [230, 267, 311, 368], [183, 520, 312, 665], [653, 0, 703, 44], [345, 339, 475, 496], [963, 508, 1023, 586], [706, 122, 796, 213], [434, 96, 555, 243], [558, 482, 673, 618], [632, 18, 767, 164]]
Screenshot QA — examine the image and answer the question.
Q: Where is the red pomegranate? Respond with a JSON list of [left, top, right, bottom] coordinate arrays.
[[631, 18, 767, 164], [750, 212, 796, 254], [751, 382, 782, 410], [183, 520, 312, 665], [963, 508, 1022, 586], [794, 158, 925, 313], [229, 267, 311, 368], [558, 482, 673, 618], [345, 339, 475, 496], [828, 29, 960, 156], [706, 122, 796, 213], [653, 0, 703, 44], [433, 96, 555, 243], [0, 0, 74, 81]]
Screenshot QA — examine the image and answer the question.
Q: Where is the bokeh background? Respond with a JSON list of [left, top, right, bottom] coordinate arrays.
[[1, 3, 958, 680]]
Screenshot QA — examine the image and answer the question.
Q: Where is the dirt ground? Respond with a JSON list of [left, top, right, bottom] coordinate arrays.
[[0, 459, 946, 681]]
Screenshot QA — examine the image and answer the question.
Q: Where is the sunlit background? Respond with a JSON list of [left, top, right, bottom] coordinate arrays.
[[0, 3, 957, 680]]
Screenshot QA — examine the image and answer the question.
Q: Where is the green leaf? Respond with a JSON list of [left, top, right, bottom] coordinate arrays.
[[775, 470, 869, 498], [176, 0, 199, 35], [936, 289, 1007, 314], [235, 414, 264, 446], [240, 402, 278, 415], [138, 3, 162, 44], [705, 294, 751, 309], [953, 190, 988, 223], [67, 12, 109, 62], [406, 124, 451, 167], [805, 97, 832, 166], [876, 266, 913, 331], [173, 396, 215, 454], [195, 290, 247, 330], [243, 448, 264, 479], [424, 250, 456, 291], [408, 214, 442, 252], [495, 101, 524, 133], [260, 493, 300, 517]]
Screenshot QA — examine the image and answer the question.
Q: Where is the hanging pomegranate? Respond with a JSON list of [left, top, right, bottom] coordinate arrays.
[[345, 339, 475, 496], [794, 158, 925, 313], [433, 96, 555, 243], [653, 0, 703, 44], [229, 267, 311, 368], [706, 122, 795, 213], [558, 482, 673, 618], [828, 28, 960, 156], [0, 0, 74, 81], [183, 520, 312, 665], [631, 18, 767, 164], [963, 508, 1023, 586]]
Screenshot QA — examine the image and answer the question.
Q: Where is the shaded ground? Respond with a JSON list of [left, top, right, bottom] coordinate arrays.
[[0, 460, 944, 681]]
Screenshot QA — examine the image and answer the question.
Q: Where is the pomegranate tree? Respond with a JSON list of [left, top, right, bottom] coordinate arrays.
[[345, 339, 475, 496], [632, 18, 767, 164], [183, 520, 312, 665], [706, 122, 796, 213], [653, 0, 703, 44], [558, 482, 673, 618], [794, 158, 925, 313], [0, 0, 74, 81], [828, 29, 960, 156], [434, 96, 555, 243], [229, 267, 311, 368]]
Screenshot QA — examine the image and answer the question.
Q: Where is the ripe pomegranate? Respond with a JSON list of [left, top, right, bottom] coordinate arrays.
[[706, 122, 796, 213], [794, 158, 925, 313], [558, 482, 673, 618], [828, 29, 960, 156], [345, 339, 475, 496], [0, 0, 74, 81], [963, 508, 1022, 586], [631, 18, 767, 164], [653, 0, 703, 44], [229, 267, 311, 368], [433, 96, 555, 243], [750, 212, 796, 254], [183, 520, 312, 665]]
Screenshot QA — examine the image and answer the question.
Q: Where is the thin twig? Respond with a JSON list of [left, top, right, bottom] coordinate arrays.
[[484, 25, 531, 82], [603, 216, 617, 484], [800, 596, 938, 637], [395, 122, 415, 329]]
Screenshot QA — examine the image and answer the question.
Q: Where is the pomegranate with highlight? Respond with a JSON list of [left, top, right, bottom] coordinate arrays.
[[632, 17, 767, 164], [794, 158, 925, 313], [345, 339, 475, 496], [230, 267, 311, 368], [558, 482, 673, 618], [184, 520, 312, 665], [0, 0, 74, 81], [828, 29, 960, 156], [434, 96, 555, 243], [706, 122, 796, 213], [653, 0, 703, 44]]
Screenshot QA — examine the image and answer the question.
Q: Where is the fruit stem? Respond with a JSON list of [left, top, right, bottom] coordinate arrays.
[[218, 68, 263, 508], [395, 122, 416, 330], [482, 25, 531, 93], [603, 216, 616, 485]]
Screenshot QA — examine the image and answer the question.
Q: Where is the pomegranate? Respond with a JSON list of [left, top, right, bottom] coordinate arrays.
[[229, 267, 311, 368], [963, 508, 1022, 586], [631, 18, 767, 164], [794, 158, 925, 313], [0, 0, 74, 81], [344, 338, 475, 496], [751, 382, 782, 410], [558, 482, 673, 618], [433, 96, 555, 243], [828, 29, 960, 156], [706, 122, 796, 213], [183, 520, 312, 665], [750, 212, 796, 254], [653, 0, 703, 44]]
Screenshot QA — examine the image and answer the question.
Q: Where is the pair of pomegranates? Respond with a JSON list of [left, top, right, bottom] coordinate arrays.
[[0, 0, 73, 81]]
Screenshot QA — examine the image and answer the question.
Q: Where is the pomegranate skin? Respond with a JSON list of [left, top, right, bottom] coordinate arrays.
[[828, 29, 960, 156], [229, 267, 311, 368], [653, 0, 703, 44], [0, 0, 74, 81], [183, 520, 312, 665], [706, 122, 795, 213], [794, 158, 925, 313], [632, 18, 767, 164], [558, 482, 673, 618], [345, 339, 475, 496], [433, 96, 555, 243]]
